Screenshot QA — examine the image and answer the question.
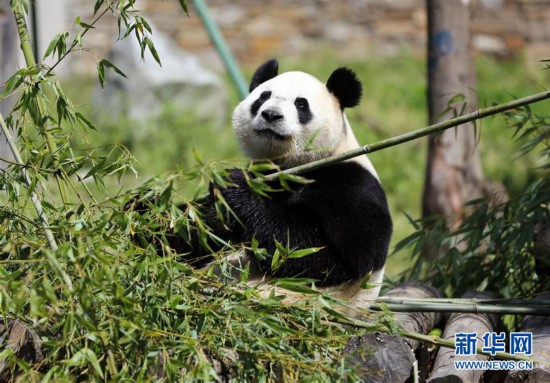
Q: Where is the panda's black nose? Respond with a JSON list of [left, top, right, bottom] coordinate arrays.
[[261, 109, 284, 123]]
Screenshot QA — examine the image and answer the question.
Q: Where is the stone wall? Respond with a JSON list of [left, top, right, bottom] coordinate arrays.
[[65, 0, 550, 73]]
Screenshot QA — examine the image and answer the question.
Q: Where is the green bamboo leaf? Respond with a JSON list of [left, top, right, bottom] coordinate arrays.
[[0, 73, 23, 97], [144, 37, 162, 66], [83, 348, 104, 379], [98, 59, 127, 80], [97, 61, 105, 88], [55, 31, 69, 58], [248, 162, 278, 173], [43, 34, 61, 60], [84, 158, 107, 179], [139, 16, 152, 34], [322, 305, 354, 323], [75, 112, 96, 131], [272, 279, 320, 295], [56, 95, 67, 123], [359, 272, 377, 289], [75, 16, 95, 29], [304, 130, 320, 151], [403, 210, 421, 230], [271, 249, 281, 270], [288, 247, 323, 259], [192, 149, 203, 165], [24, 173, 38, 203], [93, 0, 104, 16]]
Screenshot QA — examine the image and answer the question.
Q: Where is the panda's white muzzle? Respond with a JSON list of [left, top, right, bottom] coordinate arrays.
[[254, 107, 292, 140]]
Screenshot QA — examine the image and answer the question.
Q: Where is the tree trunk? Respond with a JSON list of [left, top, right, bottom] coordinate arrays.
[[423, 0, 487, 231]]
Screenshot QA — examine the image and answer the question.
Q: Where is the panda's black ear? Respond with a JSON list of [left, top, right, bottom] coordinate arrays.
[[326, 67, 362, 109], [250, 59, 279, 92]]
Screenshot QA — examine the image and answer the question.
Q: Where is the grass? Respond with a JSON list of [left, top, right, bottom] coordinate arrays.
[[63, 51, 549, 278]]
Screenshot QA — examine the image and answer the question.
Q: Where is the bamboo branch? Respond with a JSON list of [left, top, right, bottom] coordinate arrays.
[[270, 90, 550, 179], [377, 297, 550, 306], [45, 7, 109, 76], [12, 2, 36, 67], [0, 112, 58, 251]]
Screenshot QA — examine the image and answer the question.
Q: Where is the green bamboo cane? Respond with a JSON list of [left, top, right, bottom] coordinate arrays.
[[377, 297, 550, 306], [191, 0, 249, 100], [370, 301, 550, 316], [12, 1, 68, 204], [193, 89, 550, 204], [0, 112, 58, 251]]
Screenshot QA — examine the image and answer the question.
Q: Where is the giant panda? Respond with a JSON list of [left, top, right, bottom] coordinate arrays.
[[202, 59, 393, 307], [134, 59, 393, 308]]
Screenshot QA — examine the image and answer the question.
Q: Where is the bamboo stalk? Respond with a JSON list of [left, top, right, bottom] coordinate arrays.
[[191, 0, 249, 100], [0, 112, 58, 251], [12, 2, 36, 67], [370, 301, 550, 316], [11, 2, 68, 204], [377, 297, 550, 306]]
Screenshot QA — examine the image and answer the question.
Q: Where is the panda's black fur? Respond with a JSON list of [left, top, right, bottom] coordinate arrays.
[[152, 59, 392, 288], [216, 163, 391, 286]]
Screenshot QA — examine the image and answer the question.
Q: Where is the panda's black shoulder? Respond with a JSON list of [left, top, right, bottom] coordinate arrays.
[[297, 161, 388, 206]]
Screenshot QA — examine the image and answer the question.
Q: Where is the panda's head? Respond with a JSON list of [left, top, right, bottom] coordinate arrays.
[[232, 59, 362, 168]]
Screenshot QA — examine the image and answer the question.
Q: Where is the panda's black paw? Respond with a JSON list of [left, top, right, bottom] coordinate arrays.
[[208, 168, 248, 199]]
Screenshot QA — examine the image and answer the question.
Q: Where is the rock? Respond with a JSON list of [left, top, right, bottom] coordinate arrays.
[[93, 21, 228, 126]]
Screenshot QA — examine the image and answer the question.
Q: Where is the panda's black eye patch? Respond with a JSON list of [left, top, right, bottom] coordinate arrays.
[[294, 98, 308, 110], [295, 98, 312, 124], [250, 91, 272, 116]]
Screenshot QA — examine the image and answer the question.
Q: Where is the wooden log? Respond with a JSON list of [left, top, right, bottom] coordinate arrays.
[[344, 332, 417, 383], [427, 291, 500, 383], [343, 281, 442, 383], [0, 319, 43, 380], [506, 293, 550, 383], [382, 281, 443, 350]]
